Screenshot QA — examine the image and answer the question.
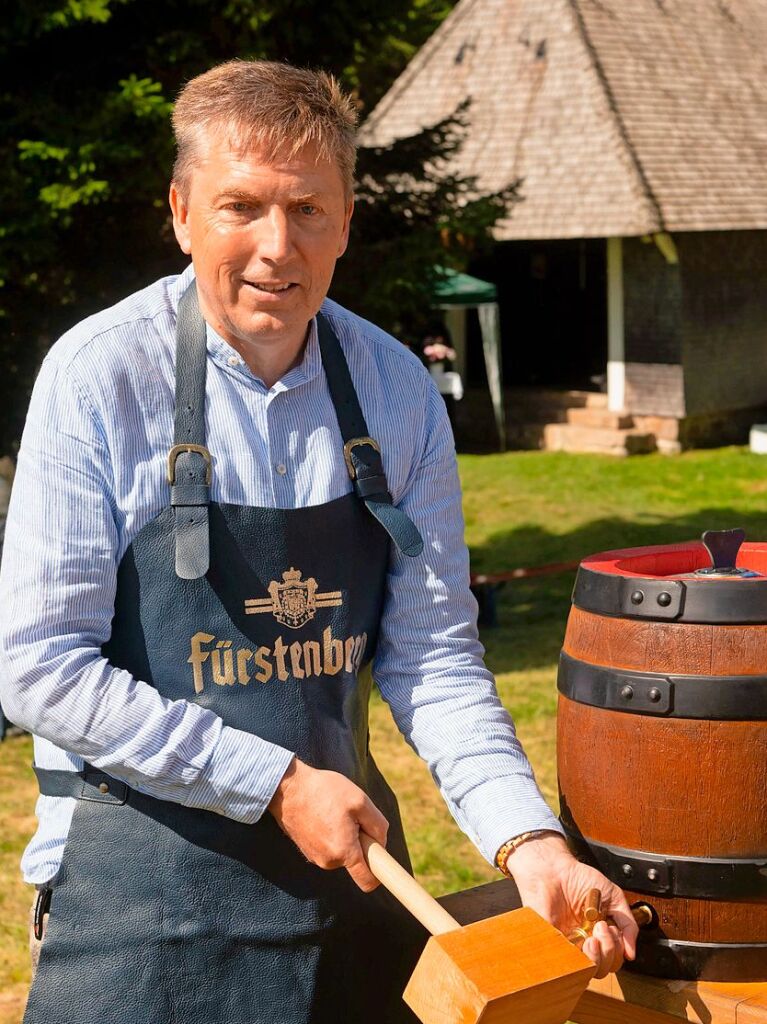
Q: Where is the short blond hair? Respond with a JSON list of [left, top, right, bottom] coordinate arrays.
[[172, 60, 358, 198]]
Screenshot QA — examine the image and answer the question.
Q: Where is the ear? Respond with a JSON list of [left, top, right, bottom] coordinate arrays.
[[336, 197, 354, 259], [169, 182, 192, 255]]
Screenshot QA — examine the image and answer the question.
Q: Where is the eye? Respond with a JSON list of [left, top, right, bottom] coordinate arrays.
[[227, 201, 250, 213], [298, 204, 319, 216]]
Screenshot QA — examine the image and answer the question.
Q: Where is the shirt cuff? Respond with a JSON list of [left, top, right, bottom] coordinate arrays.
[[459, 773, 566, 865], [183, 725, 295, 824]]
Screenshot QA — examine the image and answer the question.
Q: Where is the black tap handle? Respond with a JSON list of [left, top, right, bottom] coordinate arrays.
[[701, 529, 746, 571]]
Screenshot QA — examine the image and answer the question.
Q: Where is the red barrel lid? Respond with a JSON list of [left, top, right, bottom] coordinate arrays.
[[573, 531, 767, 624], [581, 540, 767, 579]]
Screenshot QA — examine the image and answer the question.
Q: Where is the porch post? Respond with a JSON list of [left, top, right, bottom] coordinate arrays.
[[444, 306, 467, 383], [606, 237, 625, 412]]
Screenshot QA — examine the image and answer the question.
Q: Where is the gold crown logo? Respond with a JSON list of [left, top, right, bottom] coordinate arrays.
[[244, 567, 342, 629]]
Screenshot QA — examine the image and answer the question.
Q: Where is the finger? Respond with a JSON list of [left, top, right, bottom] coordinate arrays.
[[589, 921, 621, 979], [582, 935, 606, 977], [605, 903, 639, 961], [595, 920, 623, 976], [593, 921, 626, 974], [607, 922, 625, 975], [355, 796, 389, 848], [345, 845, 381, 893]]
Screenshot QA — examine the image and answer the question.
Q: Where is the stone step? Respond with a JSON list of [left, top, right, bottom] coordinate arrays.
[[543, 423, 657, 456], [507, 406, 572, 425], [566, 407, 635, 430], [506, 423, 547, 449], [507, 388, 608, 413], [455, 387, 661, 454]]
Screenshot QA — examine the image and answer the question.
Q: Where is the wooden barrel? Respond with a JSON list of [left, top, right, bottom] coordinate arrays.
[[557, 538, 767, 981]]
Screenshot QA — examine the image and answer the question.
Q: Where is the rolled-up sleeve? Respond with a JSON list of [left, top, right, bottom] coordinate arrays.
[[0, 356, 293, 823], [373, 377, 564, 864]]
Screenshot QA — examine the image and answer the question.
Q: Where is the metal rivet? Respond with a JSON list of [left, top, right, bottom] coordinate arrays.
[[98, 782, 109, 794], [621, 685, 634, 700], [622, 863, 634, 877], [647, 868, 659, 882], [648, 687, 662, 702], [631, 590, 644, 605], [657, 592, 672, 607]]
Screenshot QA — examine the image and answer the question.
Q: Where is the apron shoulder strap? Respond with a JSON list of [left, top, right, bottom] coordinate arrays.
[[317, 313, 423, 558], [169, 282, 212, 580], [168, 289, 423, 577]]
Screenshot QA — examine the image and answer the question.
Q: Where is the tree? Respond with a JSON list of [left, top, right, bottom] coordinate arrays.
[[334, 105, 519, 340], [0, 0, 513, 449]]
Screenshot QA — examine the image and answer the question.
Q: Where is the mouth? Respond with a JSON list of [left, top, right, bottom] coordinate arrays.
[[243, 280, 298, 295]]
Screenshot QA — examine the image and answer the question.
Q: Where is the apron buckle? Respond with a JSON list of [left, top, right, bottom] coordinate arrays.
[[343, 437, 381, 480], [167, 444, 213, 485], [33, 886, 52, 942]]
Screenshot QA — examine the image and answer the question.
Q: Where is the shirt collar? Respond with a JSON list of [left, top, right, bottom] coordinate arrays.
[[169, 262, 196, 309], [203, 319, 320, 392]]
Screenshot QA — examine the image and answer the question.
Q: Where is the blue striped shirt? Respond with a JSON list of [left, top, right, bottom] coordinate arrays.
[[0, 264, 562, 884]]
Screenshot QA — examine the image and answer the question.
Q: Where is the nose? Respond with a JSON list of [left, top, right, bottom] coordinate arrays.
[[256, 206, 295, 263]]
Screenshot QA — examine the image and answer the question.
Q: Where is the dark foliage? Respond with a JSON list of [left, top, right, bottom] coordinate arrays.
[[0, 0, 515, 450]]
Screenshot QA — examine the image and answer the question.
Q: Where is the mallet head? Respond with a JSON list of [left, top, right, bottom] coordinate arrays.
[[403, 907, 596, 1024]]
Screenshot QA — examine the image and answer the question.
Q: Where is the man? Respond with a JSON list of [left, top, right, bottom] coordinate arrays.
[[1, 61, 636, 1024], [0, 457, 16, 743]]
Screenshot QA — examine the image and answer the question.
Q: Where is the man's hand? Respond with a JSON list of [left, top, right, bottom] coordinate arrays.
[[504, 833, 639, 979], [267, 757, 388, 892]]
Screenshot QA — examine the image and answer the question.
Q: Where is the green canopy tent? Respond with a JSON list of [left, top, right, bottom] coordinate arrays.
[[432, 267, 505, 451]]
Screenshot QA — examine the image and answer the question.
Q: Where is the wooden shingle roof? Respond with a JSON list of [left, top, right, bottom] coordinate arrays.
[[361, 0, 767, 239]]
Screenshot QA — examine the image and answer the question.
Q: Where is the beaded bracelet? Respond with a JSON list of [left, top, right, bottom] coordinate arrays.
[[495, 829, 561, 877]]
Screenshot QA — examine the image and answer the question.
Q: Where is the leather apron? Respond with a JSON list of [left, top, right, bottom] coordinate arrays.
[[24, 285, 428, 1024]]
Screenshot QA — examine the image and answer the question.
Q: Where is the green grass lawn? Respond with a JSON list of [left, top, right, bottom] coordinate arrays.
[[2, 447, 766, 1021], [0, 733, 35, 1023], [376, 446, 767, 894]]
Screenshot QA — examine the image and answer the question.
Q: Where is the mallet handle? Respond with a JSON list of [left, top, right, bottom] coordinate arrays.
[[360, 834, 460, 936]]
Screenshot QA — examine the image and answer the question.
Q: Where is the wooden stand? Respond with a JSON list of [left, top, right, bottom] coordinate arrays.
[[576, 974, 767, 1024], [438, 879, 767, 1024]]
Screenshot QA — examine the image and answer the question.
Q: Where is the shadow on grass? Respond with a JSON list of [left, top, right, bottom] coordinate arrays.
[[473, 508, 767, 676]]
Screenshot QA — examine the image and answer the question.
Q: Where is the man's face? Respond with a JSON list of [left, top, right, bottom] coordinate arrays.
[[170, 133, 353, 354]]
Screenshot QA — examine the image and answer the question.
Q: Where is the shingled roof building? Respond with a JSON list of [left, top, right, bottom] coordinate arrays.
[[363, 0, 767, 453]]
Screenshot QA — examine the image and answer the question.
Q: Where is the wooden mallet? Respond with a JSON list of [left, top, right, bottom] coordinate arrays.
[[361, 835, 597, 1024]]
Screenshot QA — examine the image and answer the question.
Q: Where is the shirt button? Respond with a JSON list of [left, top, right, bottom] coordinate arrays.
[[275, 463, 287, 476], [227, 355, 239, 366]]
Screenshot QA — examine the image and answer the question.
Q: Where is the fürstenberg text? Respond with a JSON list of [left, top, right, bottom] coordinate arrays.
[[188, 628, 368, 694]]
